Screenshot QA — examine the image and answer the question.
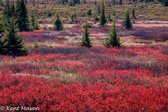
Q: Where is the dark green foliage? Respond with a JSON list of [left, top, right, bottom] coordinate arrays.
[[113, 0, 115, 5], [94, 1, 97, 5], [33, 39, 39, 48], [141, 4, 144, 8], [32, 0, 35, 7], [119, 0, 122, 5], [68, 0, 80, 6], [25, 0, 27, 4], [3, 0, 14, 18], [71, 12, 78, 23], [100, 0, 107, 26], [113, 10, 115, 16], [163, 0, 168, 6], [0, 17, 3, 36], [93, 13, 99, 21], [83, 0, 86, 4], [97, 5, 101, 14], [69, 0, 75, 6], [107, 13, 112, 21], [31, 13, 40, 30], [0, 37, 6, 54], [103, 19, 121, 47], [48, 11, 52, 17], [0, 0, 3, 7], [3, 17, 29, 56], [87, 9, 92, 15], [54, 13, 63, 31], [132, 8, 136, 19], [16, 0, 30, 31], [78, 22, 92, 48], [122, 10, 132, 29], [108, 0, 111, 7], [0, 17, 5, 54]]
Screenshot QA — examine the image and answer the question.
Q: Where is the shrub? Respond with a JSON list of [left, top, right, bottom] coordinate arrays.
[[87, 9, 92, 15], [3, 17, 29, 56], [122, 10, 133, 29], [103, 19, 121, 47], [78, 22, 92, 48], [54, 13, 63, 31], [34, 39, 39, 48]]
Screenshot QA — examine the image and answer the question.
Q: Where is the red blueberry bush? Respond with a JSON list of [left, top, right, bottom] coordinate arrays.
[[0, 45, 168, 111]]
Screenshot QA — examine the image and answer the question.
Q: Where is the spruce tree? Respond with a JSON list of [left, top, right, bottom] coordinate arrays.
[[113, 0, 115, 5], [16, 0, 30, 31], [122, 10, 132, 29], [54, 13, 63, 31], [31, 13, 40, 30], [71, 12, 77, 23], [3, 0, 15, 19], [0, 17, 5, 54], [163, 0, 168, 6], [0, 0, 3, 7], [78, 22, 92, 47], [33, 0, 35, 7], [113, 10, 115, 16], [132, 8, 136, 19], [97, 5, 101, 15], [107, 13, 112, 21], [84, 0, 86, 4], [4, 17, 29, 56], [0, 17, 3, 36], [3, 0, 10, 17], [100, 0, 107, 26], [87, 9, 92, 15], [25, 0, 27, 4], [103, 19, 121, 47], [108, 0, 111, 7], [33, 39, 39, 48], [119, 0, 122, 5]]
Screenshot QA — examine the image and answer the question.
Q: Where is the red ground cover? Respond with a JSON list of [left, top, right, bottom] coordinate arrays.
[[0, 45, 168, 111]]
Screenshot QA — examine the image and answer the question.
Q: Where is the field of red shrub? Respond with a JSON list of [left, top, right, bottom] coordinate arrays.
[[0, 45, 168, 111]]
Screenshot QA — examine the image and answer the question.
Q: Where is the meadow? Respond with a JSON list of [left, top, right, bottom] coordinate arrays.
[[0, 0, 168, 111]]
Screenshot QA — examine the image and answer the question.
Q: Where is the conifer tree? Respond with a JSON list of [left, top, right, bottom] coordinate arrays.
[[122, 10, 132, 29], [119, 0, 122, 5], [113, 10, 115, 16], [108, 0, 111, 7], [4, 17, 29, 56], [31, 13, 40, 30], [0, 0, 3, 7], [132, 8, 136, 19], [113, 0, 115, 5], [163, 0, 168, 6], [16, 0, 30, 31], [84, 0, 86, 4], [100, 0, 107, 26], [97, 5, 101, 14], [0, 17, 3, 36], [3, 0, 10, 18], [0, 17, 5, 54], [87, 9, 92, 15], [54, 13, 63, 31], [71, 12, 77, 23], [25, 0, 27, 4], [33, 0, 35, 7], [107, 13, 112, 21], [78, 22, 92, 47], [103, 19, 121, 47], [33, 39, 39, 48], [2, 0, 16, 34]]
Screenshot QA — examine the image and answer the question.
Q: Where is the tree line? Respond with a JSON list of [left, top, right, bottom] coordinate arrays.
[[0, 0, 39, 56], [0, 0, 134, 57]]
